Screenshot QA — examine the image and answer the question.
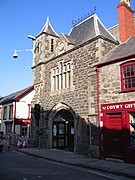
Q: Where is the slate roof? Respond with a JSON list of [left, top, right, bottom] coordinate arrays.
[[0, 86, 34, 105], [64, 34, 76, 45], [36, 17, 59, 38], [68, 13, 118, 46], [99, 36, 135, 65]]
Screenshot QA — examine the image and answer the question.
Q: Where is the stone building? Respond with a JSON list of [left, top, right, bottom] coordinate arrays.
[[96, 0, 135, 163], [29, 5, 119, 156]]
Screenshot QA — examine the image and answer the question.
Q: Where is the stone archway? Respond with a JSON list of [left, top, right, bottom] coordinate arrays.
[[48, 103, 75, 151]]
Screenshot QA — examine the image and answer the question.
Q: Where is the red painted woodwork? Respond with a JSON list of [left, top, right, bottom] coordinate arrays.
[[103, 113, 123, 158], [101, 101, 135, 163], [101, 101, 135, 112], [120, 61, 135, 92]]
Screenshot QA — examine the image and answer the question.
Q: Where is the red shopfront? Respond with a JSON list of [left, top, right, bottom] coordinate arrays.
[[100, 101, 135, 164]]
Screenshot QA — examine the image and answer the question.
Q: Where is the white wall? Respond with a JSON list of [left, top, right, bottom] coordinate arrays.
[[1, 103, 13, 134], [16, 90, 35, 119], [0, 89, 35, 135]]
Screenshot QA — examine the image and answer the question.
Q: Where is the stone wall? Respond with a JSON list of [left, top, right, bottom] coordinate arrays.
[[99, 58, 135, 105], [30, 35, 118, 157]]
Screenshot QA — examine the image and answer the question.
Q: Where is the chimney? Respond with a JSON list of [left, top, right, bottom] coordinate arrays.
[[117, 0, 135, 43]]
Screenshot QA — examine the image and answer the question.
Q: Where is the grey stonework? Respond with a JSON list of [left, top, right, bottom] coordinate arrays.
[[30, 16, 118, 158], [99, 59, 135, 105]]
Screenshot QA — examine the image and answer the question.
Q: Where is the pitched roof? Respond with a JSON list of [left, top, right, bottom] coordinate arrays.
[[98, 36, 135, 65], [36, 17, 59, 38], [0, 85, 34, 105], [68, 13, 118, 46]]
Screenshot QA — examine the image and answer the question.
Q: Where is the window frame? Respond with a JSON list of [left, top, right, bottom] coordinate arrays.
[[52, 61, 72, 92], [120, 61, 135, 92], [21, 126, 27, 136], [3, 106, 7, 120], [9, 104, 13, 119]]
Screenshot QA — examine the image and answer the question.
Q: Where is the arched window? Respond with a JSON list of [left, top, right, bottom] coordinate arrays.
[[51, 61, 72, 91], [120, 61, 135, 91]]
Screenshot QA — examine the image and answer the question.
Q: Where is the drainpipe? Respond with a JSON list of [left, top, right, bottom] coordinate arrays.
[[28, 104, 31, 119], [27, 104, 31, 137], [13, 101, 17, 133], [96, 67, 101, 159]]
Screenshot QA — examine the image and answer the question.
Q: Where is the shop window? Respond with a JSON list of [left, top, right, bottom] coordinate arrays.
[[129, 112, 135, 147], [120, 62, 135, 92]]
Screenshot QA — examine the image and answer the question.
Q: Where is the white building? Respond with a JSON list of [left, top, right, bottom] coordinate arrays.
[[0, 86, 35, 136]]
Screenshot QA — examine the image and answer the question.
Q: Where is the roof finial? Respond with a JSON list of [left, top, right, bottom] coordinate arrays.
[[47, 16, 49, 23]]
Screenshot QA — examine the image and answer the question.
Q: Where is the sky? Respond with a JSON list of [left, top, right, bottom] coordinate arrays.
[[0, 0, 135, 97]]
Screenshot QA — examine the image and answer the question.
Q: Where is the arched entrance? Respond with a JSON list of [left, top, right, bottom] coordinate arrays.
[[52, 109, 74, 151]]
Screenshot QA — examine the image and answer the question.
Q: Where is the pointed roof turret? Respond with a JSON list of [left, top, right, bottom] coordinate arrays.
[[36, 17, 59, 38]]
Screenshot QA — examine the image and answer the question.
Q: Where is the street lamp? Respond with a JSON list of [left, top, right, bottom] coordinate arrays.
[[27, 35, 36, 40], [13, 49, 33, 59], [13, 34, 35, 59]]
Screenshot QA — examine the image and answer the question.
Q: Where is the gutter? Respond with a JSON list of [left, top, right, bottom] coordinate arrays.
[[96, 54, 135, 68]]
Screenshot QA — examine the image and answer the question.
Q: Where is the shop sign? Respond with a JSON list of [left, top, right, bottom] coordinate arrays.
[[101, 101, 135, 112]]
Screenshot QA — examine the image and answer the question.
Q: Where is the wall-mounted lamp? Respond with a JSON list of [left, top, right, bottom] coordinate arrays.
[[13, 49, 33, 59], [27, 35, 36, 40], [13, 35, 35, 59]]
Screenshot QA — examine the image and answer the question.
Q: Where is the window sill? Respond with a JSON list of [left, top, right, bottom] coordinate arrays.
[[50, 87, 75, 96], [120, 89, 135, 93]]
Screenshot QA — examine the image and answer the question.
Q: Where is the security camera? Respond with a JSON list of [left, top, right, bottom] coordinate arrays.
[[13, 52, 18, 59]]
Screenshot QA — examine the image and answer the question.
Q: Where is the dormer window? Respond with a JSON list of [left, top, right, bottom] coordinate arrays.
[[120, 61, 135, 92]]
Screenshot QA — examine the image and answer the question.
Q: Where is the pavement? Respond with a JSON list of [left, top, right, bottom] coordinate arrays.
[[16, 147, 135, 179]]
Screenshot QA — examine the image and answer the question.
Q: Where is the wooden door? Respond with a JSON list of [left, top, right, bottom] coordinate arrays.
[[52, 121, 67, 149], [103, 113, 123, 158]]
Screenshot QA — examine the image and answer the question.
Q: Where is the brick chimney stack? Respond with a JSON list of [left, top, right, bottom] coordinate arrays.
[[117, 0, 135, 43]]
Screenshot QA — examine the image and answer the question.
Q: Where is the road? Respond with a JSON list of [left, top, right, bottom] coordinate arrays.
[[0, 148, 131, 180]]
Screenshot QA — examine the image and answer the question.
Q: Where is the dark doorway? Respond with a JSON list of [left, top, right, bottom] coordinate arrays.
[[52, 109, 74, 151]]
